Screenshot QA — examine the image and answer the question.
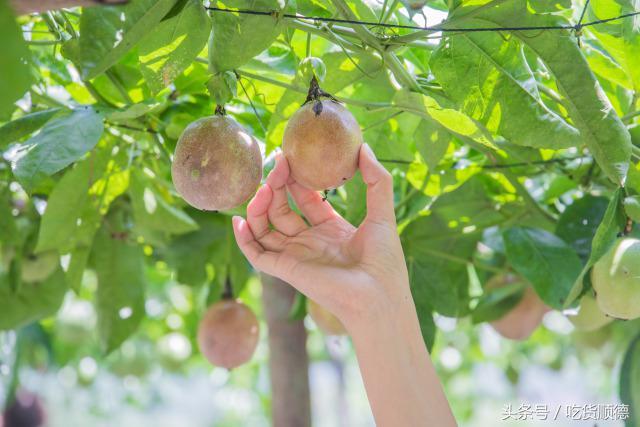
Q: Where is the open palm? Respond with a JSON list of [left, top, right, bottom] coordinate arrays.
[[232, 144, 411, 327]]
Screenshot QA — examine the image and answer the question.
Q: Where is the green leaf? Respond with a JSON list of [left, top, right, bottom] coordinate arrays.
[[0, 268, 67, 330], [0, 109, 62, 148], [414, 119, 451, 170], [344, 172, 367, 226], [129, 169, 198, 241], [555, 195, 609, 262], [0, 0, 33, 119], [459, 2, 632, 185], [209, 0, 289, 73], [92, 206, 146, 353], [78, 0, 179, 79], [565, 189, 627, 305], [414, 295, 436, 352], [401, 177, 507, 316], [502, 227, 582, 309], [35, 150, 110, 254], [166, 212, 227, 286], [586, 46, 633, 90], [393, 89, 496, 150], [431, 28, 581, 149], [12, 107, 104, 192], [106, 102, 160, 121], [138, 0, 211, 94], [0, 188, 18, 245], [588, 1, 640, 92], [471, 281, 526, 324], [625, 196, 640, 222], [620, 332, 640, 427]]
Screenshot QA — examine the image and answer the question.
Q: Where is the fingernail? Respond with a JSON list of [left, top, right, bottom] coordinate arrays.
[[232, 215, 243, 227]]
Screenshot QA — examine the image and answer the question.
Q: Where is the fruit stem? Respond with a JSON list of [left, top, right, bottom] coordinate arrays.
[[222, 277, 233, 300], [304, 76, 338, 104], [215, 105, 226, 116]]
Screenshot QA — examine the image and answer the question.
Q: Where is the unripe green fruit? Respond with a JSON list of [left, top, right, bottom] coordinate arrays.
[[592, 237, 640, 320], [298, 57, 327, 82], [21, 251, 58, 283], [283, 101, 362, 190], [567, 293, 613, 331], [197, 299, 259, 369], [308, 300, 346, 336], [488, 273, 550, 341], [171, 116, 262, 211]]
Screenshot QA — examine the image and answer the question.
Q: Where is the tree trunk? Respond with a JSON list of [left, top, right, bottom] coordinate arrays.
[[261, 274, 312, 427], [10, 0, 128, 15]]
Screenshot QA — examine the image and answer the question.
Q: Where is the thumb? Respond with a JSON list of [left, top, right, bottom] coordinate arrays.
[[359, 143, 396, 226]]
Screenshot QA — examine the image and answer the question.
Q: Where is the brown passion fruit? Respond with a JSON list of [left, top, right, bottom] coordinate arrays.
[[172, 115, 262, 211], [197, 299, 259, 369], [488, 273, 550, 341]]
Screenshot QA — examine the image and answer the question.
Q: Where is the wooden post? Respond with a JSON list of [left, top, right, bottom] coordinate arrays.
[[261, 274, 312, 427]]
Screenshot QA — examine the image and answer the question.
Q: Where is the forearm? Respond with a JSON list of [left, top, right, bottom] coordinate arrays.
[[348, 295, 457, 427]]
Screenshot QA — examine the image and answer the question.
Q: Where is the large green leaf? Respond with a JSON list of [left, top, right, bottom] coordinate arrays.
[[401, 177, 510, 316], [431, 27, 580, 149], [502, 227, 582, 309], [78, 0, 179, 79], [625, 196, 640, 222], [451, 1, 631, 185], [393, 89, 496, 150], [620, 333, 640, 427], [209, 0, 290, 73], [414, 120, 451, 171], [0, 268, 67, 330], [92, 205, 146, 353], [0, 0, 33, 119], [138, 0, 211, 94], [0, 109, 62, 148], [588, 0, 640, 92], [565, 188, 628, 305], [12, 108, 104, 192], [35, 151, 110, 254], [555, 195, 609, 262], [129, 169, 198, 242]]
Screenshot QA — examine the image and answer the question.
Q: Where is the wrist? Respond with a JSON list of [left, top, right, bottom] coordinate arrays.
[[344, 286, 423, 347]]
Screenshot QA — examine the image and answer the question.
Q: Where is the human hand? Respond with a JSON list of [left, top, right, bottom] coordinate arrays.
[[232, 143, 413, 331]]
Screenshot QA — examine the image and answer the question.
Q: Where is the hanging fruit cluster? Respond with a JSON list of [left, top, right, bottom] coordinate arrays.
[[173, 54, 359, 367]]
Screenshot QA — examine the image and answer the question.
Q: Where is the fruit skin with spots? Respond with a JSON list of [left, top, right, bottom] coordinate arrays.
[[171, 115, 262, 211], [307, 299, 346, 336], [592, 237, 640, 320], [567, 292, 613, 331], [488, 273, 550, 341], [197, 299, 259, 369], [283, 100, 362, 191]]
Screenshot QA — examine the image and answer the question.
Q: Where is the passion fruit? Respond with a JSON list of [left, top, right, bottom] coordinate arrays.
[[171, 115, 262, 211], [488, 273, 550, 341], [283, 89, 362, 190], [197, 299, 259, 369], [307, 300, 346, 336], [567, 292, 613, 331], [591, 237, 640, 320]]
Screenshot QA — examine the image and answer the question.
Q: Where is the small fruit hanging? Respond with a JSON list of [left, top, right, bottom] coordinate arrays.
[[282, 76, 363, 191], [197, 278, 259, 369]]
